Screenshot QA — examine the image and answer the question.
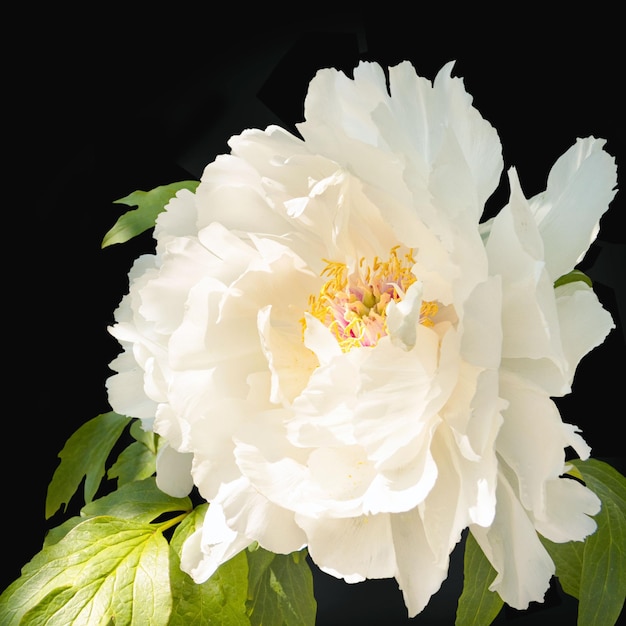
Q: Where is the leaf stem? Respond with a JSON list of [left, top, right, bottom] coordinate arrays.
[[157, 512, 189, 533]]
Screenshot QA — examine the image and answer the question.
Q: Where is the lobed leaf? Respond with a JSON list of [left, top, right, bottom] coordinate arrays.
[[108, 440, 157, 485], [102, 180, 199, 247], [0, 516, 172, 626], [80, 476, 192, 523], [45, 412, 130, 518], [455, 531, 504, 626]]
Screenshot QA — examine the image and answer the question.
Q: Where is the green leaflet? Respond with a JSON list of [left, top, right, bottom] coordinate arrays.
[[168, 505, 251, 626], [102, 180, 199, 247], [455, 531, 504, 626], [553, 269, 593, 289], [0, 516, 172, 626], [43, 477, 190, 548], [108, 422, 161, 486], [45, 412, 130, 518], [246, 545, 317, 626], [543, 459, 626, 626], [80, 476, 192, 523]]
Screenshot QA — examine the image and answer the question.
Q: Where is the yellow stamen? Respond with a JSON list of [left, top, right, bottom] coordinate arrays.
[[304, 246, 438, 351]]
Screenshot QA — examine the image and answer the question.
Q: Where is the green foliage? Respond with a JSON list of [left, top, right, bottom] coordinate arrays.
[[81, 477, 192, 523], [0, 408, 317, 625], [542, 458, 626, 626], [0, 516, 172, 626], [102, 180, 199, 247], [455, 531, 504, 626], [108, 421, 160, 486], [45, 412, 130, 518], [246, 546, 317, 626], [554, 268, 593, 289]]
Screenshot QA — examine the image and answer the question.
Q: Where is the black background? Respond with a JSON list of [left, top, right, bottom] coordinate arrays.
[[5, 6, 625, 625]]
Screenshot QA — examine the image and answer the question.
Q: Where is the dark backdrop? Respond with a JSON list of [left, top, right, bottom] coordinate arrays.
[[6, 7, 624, 625]]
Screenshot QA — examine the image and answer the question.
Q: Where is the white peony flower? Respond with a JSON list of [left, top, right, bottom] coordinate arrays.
[[106, 60, 617, 617]]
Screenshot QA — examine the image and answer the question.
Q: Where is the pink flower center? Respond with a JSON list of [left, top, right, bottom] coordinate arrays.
[[307, 246, 438, 352]]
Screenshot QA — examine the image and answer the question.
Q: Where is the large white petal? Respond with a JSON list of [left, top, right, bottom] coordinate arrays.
[[217, 476, 307, 555], [154, 188, 199, 251], [529, 137, 618, 281], [470, 473, 555, 610], [554, 280, 615, 383], [497, 369, 577, 515], [390, 507, 452, 617], [296, 512, 397, 583], [106, 353, 158, 422], [486, 169, 565, 368], [533, 476, 600, 543]]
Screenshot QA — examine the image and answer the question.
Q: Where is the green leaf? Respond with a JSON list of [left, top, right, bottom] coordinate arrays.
[[45, 412, 130, 518], [540, 536, 584, 599], [108, 420, 160, 485], [102, 180, 199, 247], [573, 458, 626, 626], [108, 440, 157, 485], [81, 477, 192, 524], [43, 478, 191, 548], [168, 504, 251, 625], [0, 516, 172, 626], [554, 269, 593, 289], [246, 547, 317, 626], [455, 531, 504, 626]]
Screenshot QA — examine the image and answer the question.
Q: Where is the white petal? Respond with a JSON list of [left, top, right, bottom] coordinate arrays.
[[139, 237, 217, 335], [554, 281, 615, 386], [497, 370, 574, 514], [181, 503, 253, 583], [296, 512, 397, 582], [533, 477, 600, 543], [390, 507, 452, 617], [154, 188, 199, 251], [529, 137, 618, 281], [106, 356, 158, 422], [218, 477, 307, 554], [386, 281, 424, 350], [486, 170, 565, 367], [155, 443, 194, 497], [459, 276, 503, 369], [470, 473, 555, 610], [257, 305, 318, 405]]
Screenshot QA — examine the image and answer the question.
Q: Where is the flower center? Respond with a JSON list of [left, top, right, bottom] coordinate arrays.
[[306, 246, 438, 352]]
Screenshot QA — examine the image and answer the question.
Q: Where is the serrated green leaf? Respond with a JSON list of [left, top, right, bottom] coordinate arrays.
[[246, 547, 316, 626], [43, 516, 84, 548], [108, 440, 157, 485], [0, 516, 172, 626], [168, 504, 250, 625], [102, 180, 199, 247], [455, 531, 504, 626], [46, 412, 130, 518], [554, 269, 593, 289], [81, 477, 191, 523], [573, 458, 626, 626]]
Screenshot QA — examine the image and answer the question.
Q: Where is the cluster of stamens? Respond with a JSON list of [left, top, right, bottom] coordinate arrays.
[[306, 246, 438, 352]]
